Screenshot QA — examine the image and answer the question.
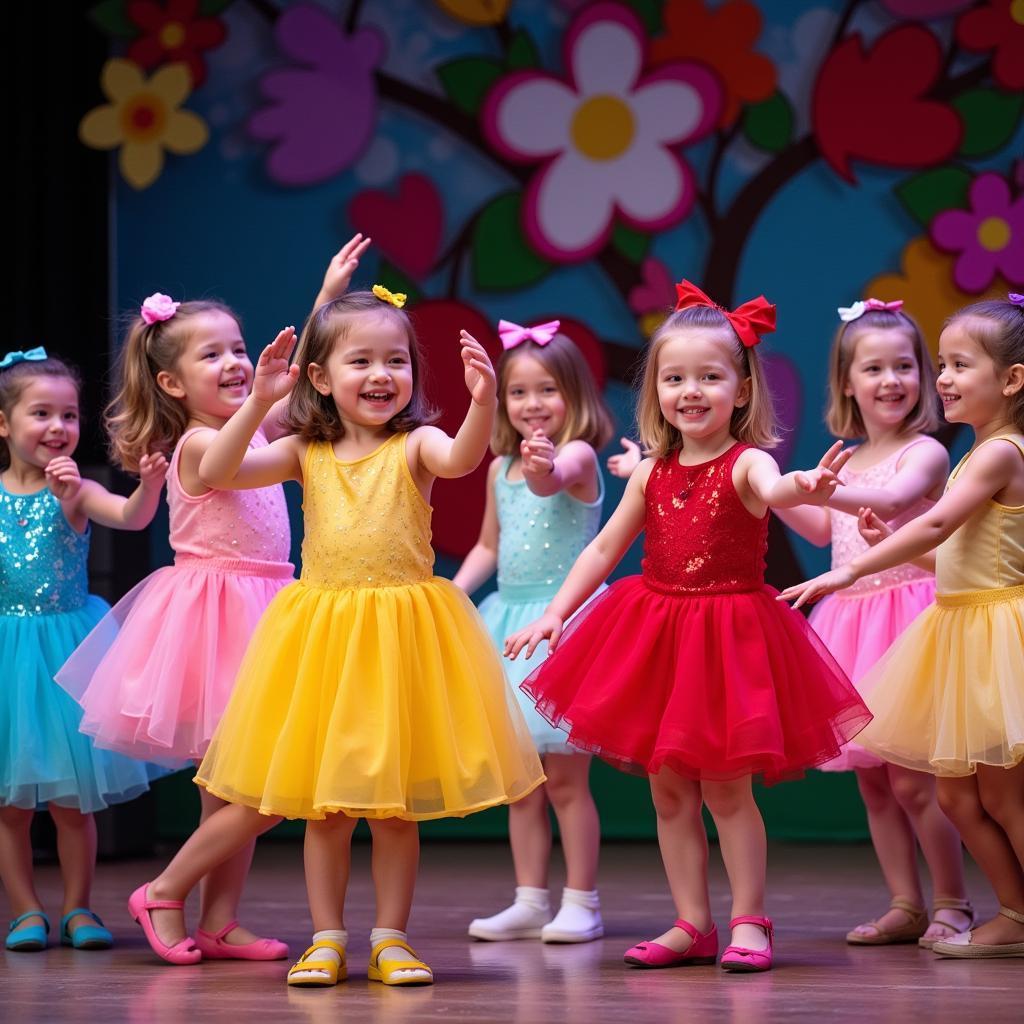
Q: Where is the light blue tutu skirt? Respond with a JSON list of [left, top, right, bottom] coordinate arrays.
[[0, 597, 166, 812], [478, 582, 603, 756]]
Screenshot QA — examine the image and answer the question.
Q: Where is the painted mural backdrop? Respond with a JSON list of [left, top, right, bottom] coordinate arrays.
[[80, 0, 1023, 582]]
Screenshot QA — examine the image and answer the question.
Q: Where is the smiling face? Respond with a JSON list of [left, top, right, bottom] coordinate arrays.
[[844, 329, 922, 434], [503, 352, 568, 442], [936, 321, 1013, 428], [0, 374, 81, 473]]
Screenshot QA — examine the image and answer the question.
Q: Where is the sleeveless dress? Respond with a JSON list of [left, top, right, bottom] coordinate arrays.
[[477, 456, 604, 755], [0, 483, 161, 811], [521, 443, 872, 784], [810, 439, 937, 771], [195, 433, 545, 820], [858, 435, 1024, 776], [56, 428, 294, 766]]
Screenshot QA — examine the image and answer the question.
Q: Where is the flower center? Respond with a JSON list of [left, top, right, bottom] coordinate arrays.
[[977, 216, 1011, 253], [1011, 0, 1024, 25], [121, 95, 168, 141], [571, 95, 635, 161], [160, 21, 187, 49]]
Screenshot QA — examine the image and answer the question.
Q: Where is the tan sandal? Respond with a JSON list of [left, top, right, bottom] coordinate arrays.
[[918, 897, 974, 950], [933, 905, 1024, 958], [846, 898, 927, 945]]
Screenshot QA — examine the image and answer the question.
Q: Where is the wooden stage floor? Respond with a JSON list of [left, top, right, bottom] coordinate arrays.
[[2, 840, 1020, 1023]]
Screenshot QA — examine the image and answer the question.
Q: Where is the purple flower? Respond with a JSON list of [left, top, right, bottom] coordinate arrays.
[[247, 4, 385, 187], [931, 173, 1024, 292]]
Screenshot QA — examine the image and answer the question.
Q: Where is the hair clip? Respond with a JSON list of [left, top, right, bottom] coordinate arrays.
[[674, 280, 776, 348], [0, 346, 48, 370], [141, 293, 180, 325], [497, 319, 561, 351], [372, 284, 407, 309], [838, 298, 904, 322], [1009, 293, 1024, 309]]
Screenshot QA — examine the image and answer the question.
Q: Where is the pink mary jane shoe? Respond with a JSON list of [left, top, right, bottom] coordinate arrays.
[[196, 920, 289, 961], [623, 918, 718, 968], [128, 883, 201, 965], [720, 915, 773, 973]]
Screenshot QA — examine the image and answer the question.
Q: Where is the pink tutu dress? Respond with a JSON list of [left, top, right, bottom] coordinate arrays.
[[56, 427, 294, 766], [809, 438, 936, 771]]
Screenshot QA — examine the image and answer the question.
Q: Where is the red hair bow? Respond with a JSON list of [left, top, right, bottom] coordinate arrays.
[[674, 280, 776, 349]]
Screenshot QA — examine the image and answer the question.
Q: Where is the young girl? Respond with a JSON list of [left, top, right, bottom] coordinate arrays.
[[127, 290, 544, 984], [456, 321, 613, 944], [776, 299, 971, 948], [506, 281, 872, 973], [0, 349, 166, 952], [57, 237, 369, 962], [782, 296, 1024, 959]]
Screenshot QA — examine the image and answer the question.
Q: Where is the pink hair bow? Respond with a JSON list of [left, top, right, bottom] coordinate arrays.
[[497, 319, 561, 351], [141, 293, 180, 325], [838, 298, 904, 322]]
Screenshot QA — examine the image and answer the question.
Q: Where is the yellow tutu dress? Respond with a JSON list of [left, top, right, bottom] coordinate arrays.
[[858, 434, 1024, 776], [195, 433, 544, 820]]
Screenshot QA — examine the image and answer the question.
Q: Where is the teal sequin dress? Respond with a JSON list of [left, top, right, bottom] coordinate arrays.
[[0, 483, 161, 811], [477, 458, 604, 754]]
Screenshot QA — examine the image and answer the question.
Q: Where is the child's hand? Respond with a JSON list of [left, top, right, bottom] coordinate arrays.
[[252, 327, 299, 406], [460, 330, 496, 405], [521, 430, 555, 478], [318, 233, 372, 303], [793, 441, 853, 506], [138, 451, 169, 490], [858, 507, 892, 547], [777, 565, 857, 610], [504, 611, 565, 660], [45, 456, 82, 502], [607, 437, 641, 478]]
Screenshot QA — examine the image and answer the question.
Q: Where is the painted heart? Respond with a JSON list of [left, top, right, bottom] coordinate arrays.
[[349, 173, 444, 277], [628, 258, 675, 315]]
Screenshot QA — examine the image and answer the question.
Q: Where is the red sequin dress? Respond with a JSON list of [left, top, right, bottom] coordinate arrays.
[[521, 442, 872, 783]]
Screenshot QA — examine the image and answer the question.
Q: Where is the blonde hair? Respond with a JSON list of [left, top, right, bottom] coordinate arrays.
[[636, 306, 780, 458], [0, 355, 81, 471], [283, 292, 438, 442], [492, 334, 614, 455], [826, 307, 938, 439], [105, 300, 239, 472]]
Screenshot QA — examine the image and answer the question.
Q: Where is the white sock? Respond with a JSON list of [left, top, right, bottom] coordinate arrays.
[[370, 927, 431, 982], [541, 888, 603, 942], [290, 928, 347, 983], [468, 887, 552, 940]]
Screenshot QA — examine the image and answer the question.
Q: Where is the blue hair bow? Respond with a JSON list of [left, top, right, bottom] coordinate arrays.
[[0, 346, 48, 370]]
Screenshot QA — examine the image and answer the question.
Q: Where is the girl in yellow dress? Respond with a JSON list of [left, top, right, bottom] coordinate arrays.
[[126, 290, 544, 985], [781, 297, 1024, 959]]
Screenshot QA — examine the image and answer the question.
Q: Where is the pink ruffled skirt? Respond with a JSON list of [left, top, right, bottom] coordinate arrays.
[[56, 556, 293, 766], [809, 577, 934, 771]]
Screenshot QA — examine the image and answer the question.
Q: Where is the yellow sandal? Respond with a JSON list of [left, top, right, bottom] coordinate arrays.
[[287, 939, 347, 987], [846, 898, 927, 945], [367, 938, 434, 986], [919, 897, 974, 950]]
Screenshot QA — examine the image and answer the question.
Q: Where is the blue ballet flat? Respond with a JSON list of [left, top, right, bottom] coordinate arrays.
[[60, 908, 113, 950], [6, 910, 50, 952]]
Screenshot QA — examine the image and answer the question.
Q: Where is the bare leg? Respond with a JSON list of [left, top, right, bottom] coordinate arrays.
[[647, 768, 711, 952], [702, 777, 768, 951], [0, 806, 45, 939], [47, 804, 98, 935], [305, 812, 358, 932], [544, 754, 599, 892], [508, 784, 552, 889]]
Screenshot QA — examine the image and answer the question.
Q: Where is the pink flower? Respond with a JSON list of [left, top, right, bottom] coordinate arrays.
[[930, 173, 1024, 292], [141, 293, 180, 324], [247, 3, 385, 187], [482, 2, 721, 262]]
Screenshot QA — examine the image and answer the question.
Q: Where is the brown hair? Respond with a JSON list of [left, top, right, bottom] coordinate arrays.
[[105, 300, 239, 472], [636, 305, 780, 458], [945, 298, 1024, 432], [283, 292, 438, 441], [825, 307, 938, 439], [0, 354, 82, 471], [491, 334, 614, 455]]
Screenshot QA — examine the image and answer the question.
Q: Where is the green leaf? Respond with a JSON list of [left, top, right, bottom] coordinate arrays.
[[895, 167, 973, 228], [437, 57, 505, 117], [611, 224, 650, 264], [622, 0, 663, 34], [89, 0, 138, 38], [198, 0, 236, 13], [472, 193, 553, 291], [953, 89, 1024, 158], [742, 93, 794, 153], [506, 29, 540, 70], [376, 261, 423, 306]]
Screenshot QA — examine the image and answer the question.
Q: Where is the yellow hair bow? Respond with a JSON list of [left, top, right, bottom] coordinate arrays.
[[372, 284, 407, 309]]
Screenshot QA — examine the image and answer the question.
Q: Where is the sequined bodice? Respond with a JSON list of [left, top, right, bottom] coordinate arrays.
[[169, 428, 291, 564], [300, 433, 434, 590], [936, 434, 1024, 594], [831, 440, 934, 595], [643, 443, 766, 594], [495, 457, 603, 591], [0, 483, 89, 616]]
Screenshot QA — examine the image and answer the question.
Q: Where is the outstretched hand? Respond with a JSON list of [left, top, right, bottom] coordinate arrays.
[[252, 327, 299, 405], [858, 507, 892, 547], [460, 330, 496, 406], [521, 429, 555, 478], [318, 233, 372, 304], [776, 564, 857, 610], [138, 451, 169, 489], [607, 437, 641, 479], [792, 441, 853, 506], [504, 611, 565, 660], [45, 456, 82, 502]]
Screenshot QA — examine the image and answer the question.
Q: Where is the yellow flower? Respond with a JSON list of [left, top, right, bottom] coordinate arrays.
[[79, 59, 209, 190], [434, 0, 511, 26], [372, 284, 407, 309], [865, 237, 1012, 359]]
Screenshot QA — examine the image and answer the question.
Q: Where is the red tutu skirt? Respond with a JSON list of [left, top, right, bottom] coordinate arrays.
[[521, 577, 871, 785]]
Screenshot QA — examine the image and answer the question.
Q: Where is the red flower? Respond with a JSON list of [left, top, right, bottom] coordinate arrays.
[[649, 0, 776, 127], [956, 0, 1024, 91], [127, 0, 227, 87]]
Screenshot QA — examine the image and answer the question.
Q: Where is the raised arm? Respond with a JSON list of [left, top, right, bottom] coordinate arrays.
[[46, 453, 168, 531], [311, 233, 372, 312], [745, 441, 852, 510], [521, 436, 598, 499], [606, 437, 642, 479]]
